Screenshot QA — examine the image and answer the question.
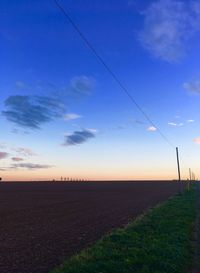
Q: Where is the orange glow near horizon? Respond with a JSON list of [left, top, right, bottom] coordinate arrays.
[[2, 169, 180, 181]]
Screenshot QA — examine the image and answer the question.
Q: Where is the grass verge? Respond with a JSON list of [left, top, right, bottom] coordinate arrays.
[[52, 187, 198, 273]]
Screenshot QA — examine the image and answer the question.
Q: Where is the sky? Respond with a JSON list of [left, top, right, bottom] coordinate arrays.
[[0, 0, 200, 181]]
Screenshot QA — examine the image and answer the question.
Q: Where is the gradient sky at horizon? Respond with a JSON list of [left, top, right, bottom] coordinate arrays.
[[1, 0, 200, 181]]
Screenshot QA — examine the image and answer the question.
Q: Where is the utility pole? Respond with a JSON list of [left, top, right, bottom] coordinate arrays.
[[189, 168, 192, 181], [188, 168, 192, 190], [176, 147, 182, 194]]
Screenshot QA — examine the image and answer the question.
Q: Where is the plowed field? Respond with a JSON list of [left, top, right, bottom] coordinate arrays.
[[0, 181, 181, 273]]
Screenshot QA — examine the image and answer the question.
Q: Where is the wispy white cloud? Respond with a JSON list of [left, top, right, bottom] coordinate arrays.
[[168, 122, 183, 127], [139, 0, 200, 62], [168, 122, 177, 126], [194, 137, 200, 144], [183, 80, 200, 94], [0, 163, 52, 171], [12, 147, 37, 157], [87, 128, 98, 133], [187, 119, 194, 123], [177, 122, 183, 126], [0, 144, 37, 157], [147, 126, 157, 132], [11, 163, 52, 170], [64, 113, 82, 121]]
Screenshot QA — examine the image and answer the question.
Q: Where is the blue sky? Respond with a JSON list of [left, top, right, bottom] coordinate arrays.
[[0, 0, 200, 180]]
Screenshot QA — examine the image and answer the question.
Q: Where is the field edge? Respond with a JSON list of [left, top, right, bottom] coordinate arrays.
[[52, 185, 198, 273]]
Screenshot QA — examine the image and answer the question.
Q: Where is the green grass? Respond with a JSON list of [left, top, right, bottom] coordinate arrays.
[[52, 186, 198, 273]]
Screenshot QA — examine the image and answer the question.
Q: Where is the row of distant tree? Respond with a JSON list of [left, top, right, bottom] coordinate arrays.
[[0, 178, 89, 182], [61, 177, 88, 182], [51, 177, 89, 182]]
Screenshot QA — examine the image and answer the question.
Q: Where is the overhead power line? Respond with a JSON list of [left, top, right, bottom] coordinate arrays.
[[54, 0, 174, 148]]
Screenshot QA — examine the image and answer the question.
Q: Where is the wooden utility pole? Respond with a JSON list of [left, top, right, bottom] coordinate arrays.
[[176, 147, 182, 194], [188, 168, 192, 190], [189, 168, 192, 181]]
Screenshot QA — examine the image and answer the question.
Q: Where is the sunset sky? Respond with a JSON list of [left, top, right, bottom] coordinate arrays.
[[1, 0, 200, 181]]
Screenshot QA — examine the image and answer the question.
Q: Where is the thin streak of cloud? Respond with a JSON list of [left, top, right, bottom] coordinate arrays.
[[11, 163, 53, 170], [11, 157, 24, 162], [168, 122, 183, 127], [12, 147, 37, 157], [64, 113, 82, 121], [168, 122, 177, 126]]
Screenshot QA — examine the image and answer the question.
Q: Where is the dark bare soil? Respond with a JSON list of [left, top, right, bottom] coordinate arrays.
[[0, 181, 181, 273]]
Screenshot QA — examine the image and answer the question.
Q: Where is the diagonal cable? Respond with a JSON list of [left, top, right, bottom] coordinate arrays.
[[54, 0, 175, 148]]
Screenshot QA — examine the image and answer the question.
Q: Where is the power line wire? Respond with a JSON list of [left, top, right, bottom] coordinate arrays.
[[54, 0, 174, 148]]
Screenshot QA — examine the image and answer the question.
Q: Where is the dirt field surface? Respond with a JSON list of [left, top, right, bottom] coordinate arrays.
[[0, 181, 181, 273]]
